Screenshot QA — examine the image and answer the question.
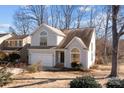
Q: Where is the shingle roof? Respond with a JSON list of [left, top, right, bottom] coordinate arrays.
[[58, 28, 94, 49], [0, 33, 9, 37], [2, 47, 22, 51], [6, 35, 29, 40], [29, 46, 56, 49]]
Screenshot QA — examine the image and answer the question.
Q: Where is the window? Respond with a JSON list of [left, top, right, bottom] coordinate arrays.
[[10, 41, 12, 46], [40, 31, 47, 35], [40, 37, 47, 46], [40, 31, 47, 46], [15, 41, 18, 46], [71, 48, 80, 63], [19, 41, 22, 46]]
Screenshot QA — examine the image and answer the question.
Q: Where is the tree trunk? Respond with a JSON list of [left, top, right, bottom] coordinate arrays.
[[109, 5, 120, 77], [110, 37, 119, 77]]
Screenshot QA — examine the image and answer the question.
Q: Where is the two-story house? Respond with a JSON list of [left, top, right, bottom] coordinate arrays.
[[2, 35, 31, 62], [0, 33, 13, 49], [29, 23, 96, 69], [6, 35, 31, 48]]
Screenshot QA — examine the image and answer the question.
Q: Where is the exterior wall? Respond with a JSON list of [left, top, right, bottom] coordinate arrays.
[[57, 36, 64, 45], [28, 49, 55, 66], [64, 39, 88, 69], [87, 30, 96, 68], [23, 36, 31, 46], [31, 26, 64, 46], [0, 34, 12, 44], [7, 39, 23, 47], [6, 36, 31, 47]]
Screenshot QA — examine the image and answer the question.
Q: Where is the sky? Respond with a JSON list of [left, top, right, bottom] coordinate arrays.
[[0, 5, 19, 33], [0, 5, 93, 33], [0, 5, 106, 34]]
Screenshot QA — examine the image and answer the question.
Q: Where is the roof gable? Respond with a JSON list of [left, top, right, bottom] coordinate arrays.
[[58, 28, 94, 49], [0, 33, 10, 37], [6, 35, 29, 40], [32, 23, 65, 37], [65, 36, 87, 49]]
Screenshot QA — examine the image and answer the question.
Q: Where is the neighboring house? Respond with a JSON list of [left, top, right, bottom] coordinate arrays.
[[0, 33, 13, 49], [29, 23, 96, 69], [2, 35, 31, 62], [6, 35, 31, 48]]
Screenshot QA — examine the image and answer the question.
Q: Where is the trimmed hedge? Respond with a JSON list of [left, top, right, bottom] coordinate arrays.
[[70, 76, 102, 88]]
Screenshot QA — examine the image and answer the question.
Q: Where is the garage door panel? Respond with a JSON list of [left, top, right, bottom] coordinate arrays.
[[30, 53, 53, 67]]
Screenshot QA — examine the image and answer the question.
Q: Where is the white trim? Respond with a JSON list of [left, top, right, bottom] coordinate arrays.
[[31, 23, 65, 37], [40, 30, 48, 46], [69, 47, 81, 66], [65, 36, 87, 49]]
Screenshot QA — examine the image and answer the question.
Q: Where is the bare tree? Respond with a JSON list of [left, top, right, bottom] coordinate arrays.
[[13, 10, 33, 35], [109, 5, 124, 77], [76, 6, 88, 28], [104, 6, 111, 64], [8, 26, 16, 35], [61, 5, 75, 29], [49, 6, 60, 28], [24, 5, 46, 26]]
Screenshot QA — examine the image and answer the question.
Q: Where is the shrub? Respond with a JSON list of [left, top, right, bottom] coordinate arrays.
[[26, 63, 42, 73], [106, 78, 124, 88], [120, 79, 124, 88], [106, 78, 121, 88], [0, 51, 7, 61], [0, 67, 12, 87], [71, 62, 78, 68], [8, 53, 20, 63], [71, 62, 83, 71], [70, 76, 102, 88]]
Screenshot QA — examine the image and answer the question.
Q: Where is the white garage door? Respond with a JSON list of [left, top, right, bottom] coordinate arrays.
[[30, 53, 53, 67]]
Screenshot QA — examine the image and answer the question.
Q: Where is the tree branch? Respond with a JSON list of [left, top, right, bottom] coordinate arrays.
[[118, 23, 124, 37]]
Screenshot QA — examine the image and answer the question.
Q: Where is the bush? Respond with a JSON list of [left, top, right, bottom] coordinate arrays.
[[106, 78, 124, 88], [106, 79, 121, 88], [71, 62, 79, 68], [0, 51, 7, 61], [120, 79, 124, 88], [71, 62, 83, 70], [8, 53, 20, 63], [0, 67, 12, 87], [70, 76, 102, 88], [26, 63, 42, 73]]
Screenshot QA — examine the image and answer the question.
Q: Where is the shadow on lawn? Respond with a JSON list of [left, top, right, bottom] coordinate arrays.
[[8, 78, 74, 88], [8, 77, 107, 88], [8, 79, 56, 88]]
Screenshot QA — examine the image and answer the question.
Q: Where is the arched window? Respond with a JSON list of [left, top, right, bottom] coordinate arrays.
[[71, 48, 80, 63], [40, 31, 47, 46], [40, 31, 47, 36]]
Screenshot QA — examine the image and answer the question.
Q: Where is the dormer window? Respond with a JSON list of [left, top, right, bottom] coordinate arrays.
[[40, 31, 47, 47]]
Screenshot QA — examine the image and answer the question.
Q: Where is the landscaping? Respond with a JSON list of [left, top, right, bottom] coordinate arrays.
[[1, 62, 124, 88]]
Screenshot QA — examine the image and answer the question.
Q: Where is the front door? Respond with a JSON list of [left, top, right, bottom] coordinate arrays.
[[60, 52, 64, 63], [56, 51, 64, 67]]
